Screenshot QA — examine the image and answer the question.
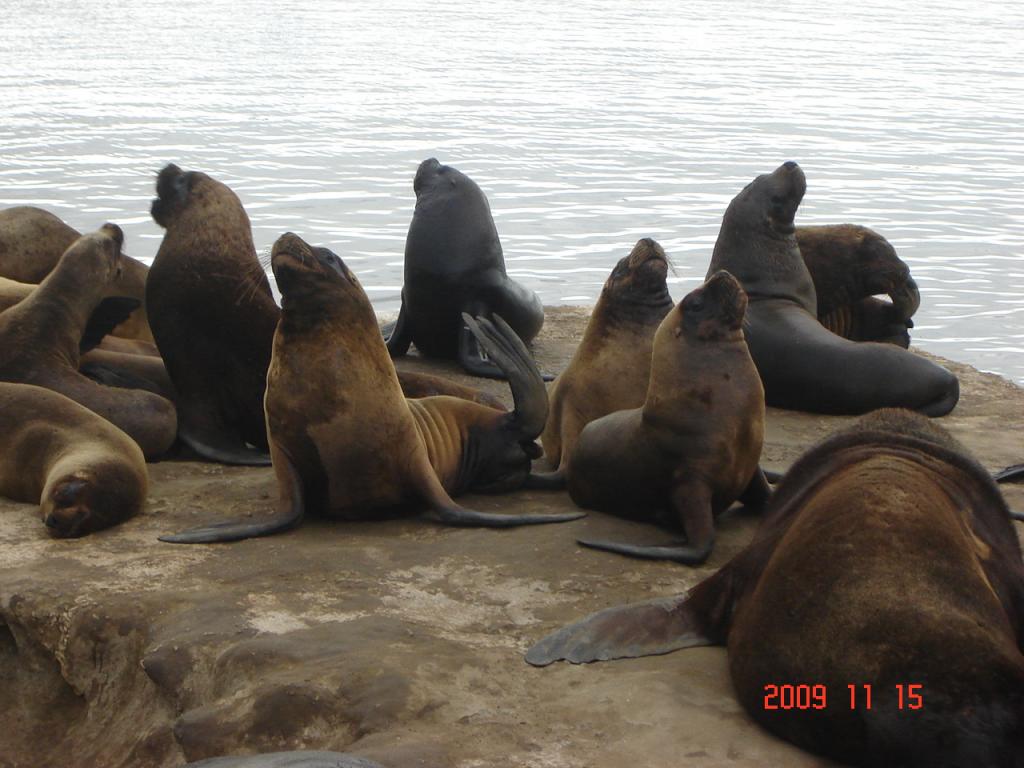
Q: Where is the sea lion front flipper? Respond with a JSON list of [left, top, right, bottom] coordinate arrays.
[[159, 442, 304, 544], [177, 401, 272, 466], [737, 467, 772, 509], [995, 463, 1024, 483], [79, 296, 141, 353], [1010, 510, 1024, 522], [525, 593, 714, 666], [384, 292, 412, 357], [462, 313, 547, 438], [525, 468, 566, 490]]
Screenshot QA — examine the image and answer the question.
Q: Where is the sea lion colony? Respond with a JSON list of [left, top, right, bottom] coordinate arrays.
[[0, 160, 1020, 766]]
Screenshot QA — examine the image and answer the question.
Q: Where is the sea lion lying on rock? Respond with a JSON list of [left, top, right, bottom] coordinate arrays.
[[529, 409, 1024, 767]]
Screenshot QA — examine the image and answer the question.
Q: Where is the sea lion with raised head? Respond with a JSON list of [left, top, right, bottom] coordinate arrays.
[[386, 158, 545, 378], [0, 205, 153, 341], [160, 232, 581, 543], [796, 223, 919, 346], [529, 409, 1024, 767], [0, 382, 148, 537], [706, 162, 959, 416], [566, 270, 769, 565], [534, 238, 674, 488], [0, 224, 177, 459]]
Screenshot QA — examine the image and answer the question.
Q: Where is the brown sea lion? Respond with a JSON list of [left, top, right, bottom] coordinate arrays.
[[566, 271, 769, 565], [0, 224, 177, 459], [534, 238, 673, 488], [0, 382, 148, 537], [0, 205, 153, 341], [529, 409, 1024, 767], [386, 158, 545, 379], [706, 162, 959, 416], [160, 233, 582, 543], [796, 223, 920, 347]]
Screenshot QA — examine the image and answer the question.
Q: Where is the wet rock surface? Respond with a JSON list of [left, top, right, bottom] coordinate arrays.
[[0, 307, 1021, 768]]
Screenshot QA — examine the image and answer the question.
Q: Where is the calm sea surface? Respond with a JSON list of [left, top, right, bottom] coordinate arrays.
[[2, 1, 1023, 381]]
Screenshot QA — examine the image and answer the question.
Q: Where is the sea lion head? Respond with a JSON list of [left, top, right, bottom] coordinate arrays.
[[151, 164, 244, 231], [271, 232, 374, 328], [40, 466, 138, 538], [727, 161, 806, 238], [59, 223, 126, 286], [679, 270, 748, 342], [603, 238, 671, 308]]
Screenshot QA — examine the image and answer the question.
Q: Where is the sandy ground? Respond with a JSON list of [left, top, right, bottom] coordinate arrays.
[[0, 307, 1021, 768]]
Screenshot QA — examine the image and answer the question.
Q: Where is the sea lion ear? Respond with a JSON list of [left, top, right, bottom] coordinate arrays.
[[525, 593, 715, 667]]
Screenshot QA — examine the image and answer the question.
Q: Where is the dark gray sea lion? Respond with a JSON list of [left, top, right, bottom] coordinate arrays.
[[160, 233, 581, 543], [528, 409, 1024, 767], [0, 382, 148, 537], [706, 162, 959, 416], [185, 752, 383, 768], [536, 238, 673, 488], [796, 223, 920, 347], [0, 224, 177, 459], [0, 205, 153, 341], [567, 271, 769, 565], [386, 158, 545, 378]]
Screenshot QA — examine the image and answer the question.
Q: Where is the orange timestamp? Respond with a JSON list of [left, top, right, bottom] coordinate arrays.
[[763, 684, 924, 711]]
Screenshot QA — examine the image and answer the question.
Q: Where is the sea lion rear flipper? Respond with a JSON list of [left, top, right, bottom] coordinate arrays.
[[80, 296, 141, 353], [457, 319, 506, 379], [160, 442, 304, 544], [462, 313, 547, 438], [525, 593, 714, 666], [80, 361, 155, 392], [384, 293, 412, 357], [995, 463, 1024, 483]]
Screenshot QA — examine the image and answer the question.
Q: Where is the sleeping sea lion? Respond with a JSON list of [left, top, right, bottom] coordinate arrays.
[[796, 223, 920, 346], [0, 382, 147, 537], [0, 224, 177, 459], [160, 233, 581, 543], [528, 409, 1024, 767], [0, 205, 153, 341], [706, 162, 959, 416], [567, 270, 770, 565], [535, 238, 673, 488], [386, 158, 545, 378]]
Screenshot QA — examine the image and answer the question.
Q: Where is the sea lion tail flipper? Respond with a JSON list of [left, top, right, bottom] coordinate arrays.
[[384, 293, 412, 357], [462, 313, 547, 438], [160, 443, 304, 544], [524, 467, 566, 490], [80, 296, 142, 353], [525, 593, 715, 666], [995, 464, 1024, 483]]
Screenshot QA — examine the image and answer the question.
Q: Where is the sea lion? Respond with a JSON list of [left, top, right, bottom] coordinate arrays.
[[528, 409, 1024, 767], [160, 233, 582, 543], [386, 158, 545, 378], [535, 238, 674, 488], [0, 205, 153, 341], [796, 223, 920, 346], [706, 162, 959, 416], [0, 224, 177, 459], [0, 382, 148, 537], [566, 271, 769, 565]]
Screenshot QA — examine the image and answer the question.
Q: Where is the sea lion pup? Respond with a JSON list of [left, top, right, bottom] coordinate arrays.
[[567, 271, 769, 565], [159, 233, 582, 543], [528, 409, 1024, 767], [796, 223, 920, 347], [534, 238, 674, 489], [707, 162, 959, 416], [0, 205, 153, 341], [386, 158, 545, 379], [0, 382, 147, 537], [0, 224, 177, 460]]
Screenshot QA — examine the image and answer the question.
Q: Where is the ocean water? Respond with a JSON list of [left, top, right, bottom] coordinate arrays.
[[2, 0, 1022, 381]]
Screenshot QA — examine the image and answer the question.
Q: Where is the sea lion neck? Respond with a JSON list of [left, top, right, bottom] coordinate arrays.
[[278, 281, 376, 338], [595, 281, 674, 329]]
